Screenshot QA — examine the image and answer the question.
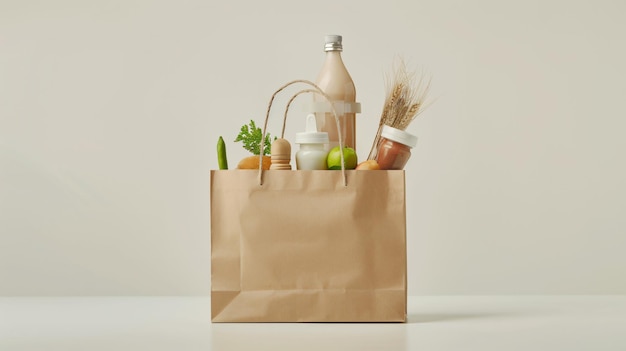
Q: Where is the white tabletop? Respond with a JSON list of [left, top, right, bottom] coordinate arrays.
[[1, 296, 625, 351]]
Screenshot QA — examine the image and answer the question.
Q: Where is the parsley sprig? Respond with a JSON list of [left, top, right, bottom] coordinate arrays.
[[234, 120, 275, 156]]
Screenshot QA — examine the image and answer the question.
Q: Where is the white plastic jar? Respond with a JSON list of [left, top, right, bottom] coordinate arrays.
[[295, 114, 329, 170]]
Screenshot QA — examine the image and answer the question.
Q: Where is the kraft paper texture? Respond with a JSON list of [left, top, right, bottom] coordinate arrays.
[[210, 170, 407, 322]]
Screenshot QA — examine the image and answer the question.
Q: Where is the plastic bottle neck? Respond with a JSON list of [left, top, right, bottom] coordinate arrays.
[[324, 50, 343, 60], [321, 51, 348, 73]]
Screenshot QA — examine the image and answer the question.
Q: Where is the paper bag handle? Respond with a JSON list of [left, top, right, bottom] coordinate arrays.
[[258, 80, 347, 186]]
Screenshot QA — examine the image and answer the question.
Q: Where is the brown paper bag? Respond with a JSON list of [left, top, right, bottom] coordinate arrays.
[[210, 81, 407, 322]]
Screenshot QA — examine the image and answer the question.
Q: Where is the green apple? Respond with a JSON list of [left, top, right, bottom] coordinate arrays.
[[326, 146, 358, 170]]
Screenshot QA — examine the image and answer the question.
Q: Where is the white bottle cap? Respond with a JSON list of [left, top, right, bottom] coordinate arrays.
[[324, 34, 343, 51], [296, 114, 330, 144], [381, 125, 418, 148]]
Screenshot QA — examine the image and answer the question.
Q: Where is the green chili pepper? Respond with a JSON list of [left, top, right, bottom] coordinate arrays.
[[217, 136, 228, 170]]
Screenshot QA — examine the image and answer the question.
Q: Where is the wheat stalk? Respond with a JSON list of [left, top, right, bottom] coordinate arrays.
[[367, 59, 432, 160]]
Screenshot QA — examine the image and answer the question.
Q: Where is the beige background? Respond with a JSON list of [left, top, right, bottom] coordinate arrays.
[[1, 0, 625, 296]]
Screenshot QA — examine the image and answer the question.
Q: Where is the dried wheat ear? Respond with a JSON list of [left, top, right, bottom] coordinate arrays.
[[367, 59, 433, 160]]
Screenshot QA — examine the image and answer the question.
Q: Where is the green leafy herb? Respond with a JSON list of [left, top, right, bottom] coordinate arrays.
[[234, 120, 275, 155]]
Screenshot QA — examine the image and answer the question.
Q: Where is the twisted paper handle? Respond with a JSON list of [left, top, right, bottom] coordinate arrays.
[[258, 80, 346, 186]]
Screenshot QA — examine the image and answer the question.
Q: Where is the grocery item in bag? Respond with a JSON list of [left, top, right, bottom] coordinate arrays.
[[314, 35, 360, 149], [295, 114, 329, 170], [375, 125, 418, 170]]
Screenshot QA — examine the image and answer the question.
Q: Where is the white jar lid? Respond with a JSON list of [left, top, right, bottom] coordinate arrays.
[[381, 125, 418, 148], [296, 114, 329, 144]]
